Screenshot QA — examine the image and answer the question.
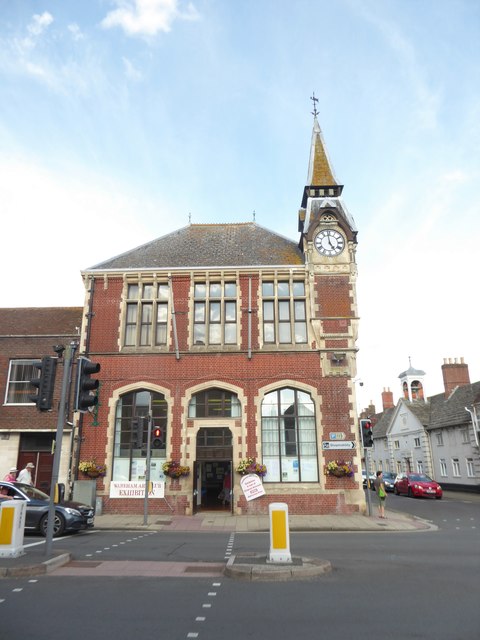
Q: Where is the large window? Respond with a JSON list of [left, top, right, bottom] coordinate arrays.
[[261, 388, 318, 482], [189, 388, 241, 418], [124, 282, 169, 347], [113, 390, 168, 481], [262, 281, 307, 345], [193, 282, 237, 346], [5, 359, 40, 405]]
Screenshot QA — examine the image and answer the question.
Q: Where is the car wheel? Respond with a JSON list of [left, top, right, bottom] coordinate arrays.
[[394, 486, 400, 495], [435, 495, 442, 500], [40, 512, 66, 538], [407, 487, 413, 498]]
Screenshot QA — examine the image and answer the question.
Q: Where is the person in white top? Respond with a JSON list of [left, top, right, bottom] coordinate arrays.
[[17, 462, 35, 485]]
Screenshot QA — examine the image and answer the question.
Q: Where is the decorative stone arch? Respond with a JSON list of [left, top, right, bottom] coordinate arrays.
[[182, 380, 246, 466], [104, 381, 173, 491], [255, 379, 322, 463]]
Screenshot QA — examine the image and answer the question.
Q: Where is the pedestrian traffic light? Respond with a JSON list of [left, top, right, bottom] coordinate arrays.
[[360, 419, 373, 448], [29, 356, 57, 411], [152, 427, 164, 449], [74, 356, 101, 413]]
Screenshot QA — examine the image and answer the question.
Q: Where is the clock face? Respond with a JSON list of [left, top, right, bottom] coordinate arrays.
[[314, 229, 345, 256]]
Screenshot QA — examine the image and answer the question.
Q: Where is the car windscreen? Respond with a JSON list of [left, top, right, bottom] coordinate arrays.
[[15, 484, 50, 500], [409, 474, 432, 482]]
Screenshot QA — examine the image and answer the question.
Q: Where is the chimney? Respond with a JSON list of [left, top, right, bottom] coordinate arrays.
[[442, 357, 470, 397], [382, 387, 394, 410]]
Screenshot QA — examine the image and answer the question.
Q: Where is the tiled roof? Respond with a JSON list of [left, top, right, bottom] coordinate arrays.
[[87, 223, 305, 271], [0, 308, 83, 336], [373, 382, 480, 434], [372, 407, 395, 439], [426, 381, 480, 430]]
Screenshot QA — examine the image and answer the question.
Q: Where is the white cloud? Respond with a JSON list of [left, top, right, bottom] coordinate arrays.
[[68, 23, 84, 41], [122, 56, 142, 81], [27, 12, 54, 37], [101, 0, 199, 37]]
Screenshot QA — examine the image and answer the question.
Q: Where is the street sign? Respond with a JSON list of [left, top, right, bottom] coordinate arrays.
[[322, 441, 356, 450], [329, 432, 346, 440]]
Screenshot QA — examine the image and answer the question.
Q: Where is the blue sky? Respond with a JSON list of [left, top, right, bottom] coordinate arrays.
[[1, 0, 479, 412]]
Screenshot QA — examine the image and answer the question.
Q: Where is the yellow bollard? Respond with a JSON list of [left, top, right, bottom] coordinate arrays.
[[268, 502, 292, 563], [0, 501, 26, 558]]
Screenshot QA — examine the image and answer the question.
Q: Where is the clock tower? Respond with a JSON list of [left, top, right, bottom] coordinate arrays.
[[299, 111, 359, 380]]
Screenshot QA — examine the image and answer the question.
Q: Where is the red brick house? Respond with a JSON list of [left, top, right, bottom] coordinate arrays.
[[0, 307, 82, 492], [76, 116, 363, 516]]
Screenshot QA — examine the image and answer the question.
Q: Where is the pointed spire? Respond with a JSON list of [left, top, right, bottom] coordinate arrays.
[[307, 117, 338, 187]]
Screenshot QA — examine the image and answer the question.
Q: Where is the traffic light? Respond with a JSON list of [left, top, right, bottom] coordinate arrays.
[[74, 356, 101, 413], [152, 427, 164, 449], [360, 419, 373, 448], [132, 418, 146, 449], [29, 356, 57, 411]]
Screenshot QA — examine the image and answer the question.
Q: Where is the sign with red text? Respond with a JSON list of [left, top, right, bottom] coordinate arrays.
[[109, 481, 165, 499], [240, 473, 266, 501]]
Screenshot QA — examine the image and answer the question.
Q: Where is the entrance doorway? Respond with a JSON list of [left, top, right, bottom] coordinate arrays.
[[194, 427, 233, 513], [195, 460, 232, 511]]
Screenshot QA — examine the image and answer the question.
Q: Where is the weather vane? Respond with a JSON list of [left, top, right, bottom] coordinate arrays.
[[310, 92, 319, 118]]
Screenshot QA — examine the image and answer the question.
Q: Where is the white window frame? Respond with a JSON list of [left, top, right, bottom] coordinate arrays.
[[439, 458, 448, 477], [466, 458, 475, 477], [452, 457, 461, 477], [4, 359, 40, 405]]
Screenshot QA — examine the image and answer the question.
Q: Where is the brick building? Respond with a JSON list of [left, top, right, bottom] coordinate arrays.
[[0, 307, 82, 492], [76, 116, 364, 516]]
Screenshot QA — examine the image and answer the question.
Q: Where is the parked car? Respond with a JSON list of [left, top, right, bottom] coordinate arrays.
[[369, 471, 396, 492], [394, 473, 443, 499], [0, 481, 95, 536]]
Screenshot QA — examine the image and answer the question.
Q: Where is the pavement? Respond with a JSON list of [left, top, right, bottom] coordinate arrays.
[[0, 507, 435, 580]]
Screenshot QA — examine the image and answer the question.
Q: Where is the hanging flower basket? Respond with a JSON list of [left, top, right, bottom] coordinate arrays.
[[236, 457, 267, 478], [325, 460, 354, 478], [78, 460, 107, 478], [162, 460, 190, 479]]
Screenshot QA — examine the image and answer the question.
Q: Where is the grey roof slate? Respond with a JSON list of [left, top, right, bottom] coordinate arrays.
[[87, 223, 305, 271], [426, 381, 480, 430]]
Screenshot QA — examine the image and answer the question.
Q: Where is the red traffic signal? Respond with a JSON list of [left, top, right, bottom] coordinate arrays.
[[360, 419, 373, 448], [152, 427, 164, 449]]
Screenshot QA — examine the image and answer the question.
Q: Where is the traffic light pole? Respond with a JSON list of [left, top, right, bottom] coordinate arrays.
[[143, 414, 153, 525], [45, 342, 77, 557], [365, 447, 373, 517]]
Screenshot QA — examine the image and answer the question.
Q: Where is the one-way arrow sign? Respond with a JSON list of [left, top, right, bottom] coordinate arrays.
[[322, 441, 356, 450]]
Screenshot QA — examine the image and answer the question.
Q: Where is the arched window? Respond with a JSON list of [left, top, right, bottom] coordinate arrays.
[[261, 388, 318, 482], [113, 389, 167, 481], [188, 388, 241, 418]]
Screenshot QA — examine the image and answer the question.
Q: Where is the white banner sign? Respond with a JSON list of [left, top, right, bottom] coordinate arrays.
[[109, 481, 165, 499], [240, 473, 266, 502]]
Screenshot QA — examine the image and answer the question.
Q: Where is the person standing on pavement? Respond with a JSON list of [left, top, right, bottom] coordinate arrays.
[[3, 467, 18, 482], [17, 462, 35, 485], [374, 470, 387, 518]]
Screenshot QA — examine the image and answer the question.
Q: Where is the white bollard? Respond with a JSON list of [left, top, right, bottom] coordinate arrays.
[[267, 502, 292, 564], [0, 501, 26, 558]]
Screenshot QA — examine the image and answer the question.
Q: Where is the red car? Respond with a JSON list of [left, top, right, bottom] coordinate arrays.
[[394, 473, 443, 499]]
